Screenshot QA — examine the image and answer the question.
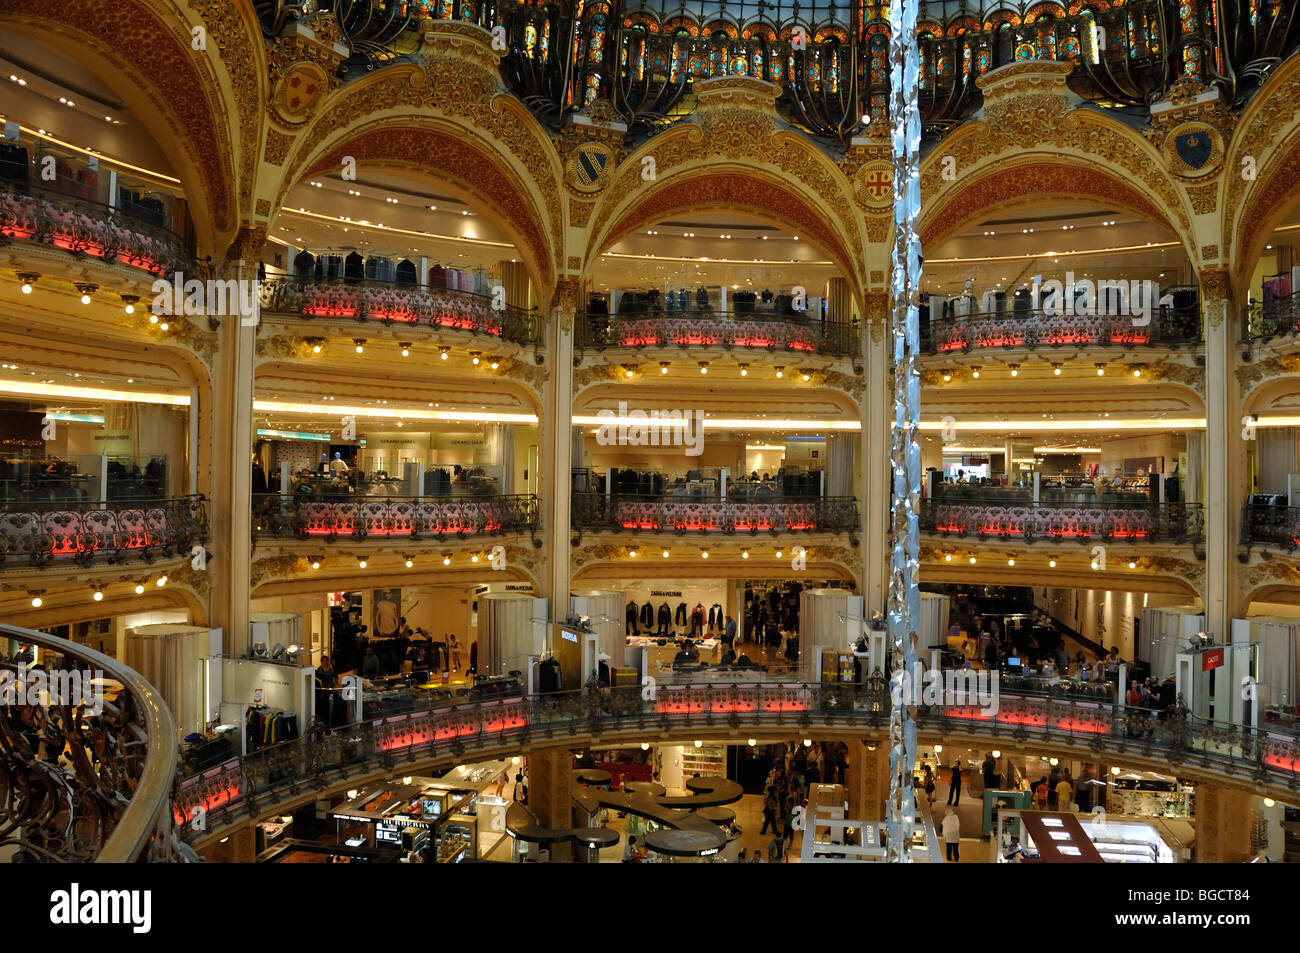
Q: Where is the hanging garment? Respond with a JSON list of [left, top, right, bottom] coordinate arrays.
[[626, 601, 639, 635], [690, 604, 705, 639], [657, 603, 671, 637], [674, 602, 687, 626], [639, 602, 654, 630], [708, 604, 723, 630], [539, 657, 562, 693]]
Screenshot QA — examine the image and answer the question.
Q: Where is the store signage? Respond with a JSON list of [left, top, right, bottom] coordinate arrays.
[[650, 590, 683, 597], [560, 630, 579, 643], [1201, 648, 1225, 672], [699, 847, 720, 856]]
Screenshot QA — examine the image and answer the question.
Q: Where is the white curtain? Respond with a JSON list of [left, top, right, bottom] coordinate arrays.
[[826, 433, 856, 498], [1258, 430, 1300, 495], [1257, 620, 1300, 708]]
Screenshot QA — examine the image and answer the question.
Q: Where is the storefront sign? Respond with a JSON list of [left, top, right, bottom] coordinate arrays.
[[1201, 647, 1224, 672], [560, 630, 579, 643], [92, 429, 134, 455], [650, 590, 683, 597]]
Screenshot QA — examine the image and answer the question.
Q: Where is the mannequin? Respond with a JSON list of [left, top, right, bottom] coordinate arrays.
[[330, 452, 350, 475]]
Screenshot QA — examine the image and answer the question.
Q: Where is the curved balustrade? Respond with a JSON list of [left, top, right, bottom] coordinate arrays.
[[174, 680, 1300, 837], [1244, 291, 1300, 346], [1243, 501, 1300, 552], [252, 493, 541, 543], [0, 186, 196, 279], [258, 277, 540, 348], [920, 498, 1204, 544], [0, 496, 208, 570], [924, 303, 1201, 355], [578, 308, 858, 358], [0, 623, 179, 862], [571, 493, 859, 539]]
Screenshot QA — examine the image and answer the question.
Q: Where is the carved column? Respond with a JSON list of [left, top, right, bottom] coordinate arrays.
[[542, 277, 578, 610], [861, 293, 890, 617], [1201, 268, 1242, 637], [528, 748, 575, 862], [846, 739, 890, 822], [1194, 783, 1253, 862], [200, 229, 261, 653]]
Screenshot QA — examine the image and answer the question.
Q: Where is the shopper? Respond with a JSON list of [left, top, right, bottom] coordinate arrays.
[[946, 758, 963, 805], [760, 789, 778, 835], [1126, 679, 1143, 707], [449, 634, 462, 671], [315, 654, 338, 689], [942, 808, 961, 862], [362, 645, 380, 679], [737, 849, 747, 863], [1056, 773, 1073, 812], [923, 764, 936, 805], [1034, 777, 1049, 809], [723, 614, 737, 647], [622, 835, 638, 862], [982, 752, 997, 791]]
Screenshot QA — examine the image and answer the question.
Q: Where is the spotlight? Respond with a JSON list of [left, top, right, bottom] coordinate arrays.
[[156, 576, 167, 587], [160, 322, 169, 331], [471, 553, 480, 563], [628, 548, 638, 558], [742, 550, 749, 559], [354, 340, 365, 354], [934, 745, 942, 753], [624, 365, 635, 378], [942, 371, 952, 382], [405, 557, 414, 568], [1049, 559, 1057, 568], [803, 739, 812, 747], [439, 347, 450, 360], [399, 343, 411, 357], [801, 372, 810, 382], [659, 362, 669, 374], [1132, 366, 1143, 377], [1052, 363, 1062, 376], [16, 272, 37, 294], [968, 556, 976, 564], [1095, 363, 1105, 376], [310, 559, 320, 569], [30, 595, 42, 608], [701, 550, 709, 559], [134, 584, 145, 594], [738, 363, 748, 376], [748, 738, 757, 747], [774, 366, 785, 378], [944, 554, 952, 562], [357, 557, 367, 569], [470, 351, 481, 365], [1111, 766, 1121, 776], [694, 740, 703, 748], [661, 549, 670, 558], [641, 742, 650, 751], [490, 361, 499, 370], [775, 550, 783, 559], [971, 366, 981, 379], [92, 587, 104, 602], [1090, 560, 1098, 570], [76, 282, 97, 304], [442, 554, 452, 566], [312, 343, 321, 353], [1128, 561, 1137, 569], [1009, 364, 1019, 377], [122, 294, 139, 314], [1007, 558, 1015, 566], [699, 361, 709, 374]]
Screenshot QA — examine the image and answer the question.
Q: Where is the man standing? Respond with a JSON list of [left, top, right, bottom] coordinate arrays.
[[982, 752, 998, 792], [942, 808, 961, 862], [1055, 773, 1074, 814], [947, 758, 963, 805], [723, 614, 737, 649]]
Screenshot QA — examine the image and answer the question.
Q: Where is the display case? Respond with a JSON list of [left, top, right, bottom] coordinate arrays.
[[1111, 781, 1194, 819], [436, 815, 477, 863], [680, 744, 726, 779]]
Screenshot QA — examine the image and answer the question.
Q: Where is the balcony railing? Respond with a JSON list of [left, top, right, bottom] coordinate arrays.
[[0, 496, 208, 570], [258, 276, 540, 348], [920, 498, 1204, 544], [1244, 291, 1300, 346], [571, 493, 859, 539], [252, 493, 541, 544], [577, 308, 860, 358], [0, 185, 197, 279], [1242, 500, 1300, 552], [0, 622, 180, 861], [923, 302, 1202, 355], [174, 680, 1300, 838]]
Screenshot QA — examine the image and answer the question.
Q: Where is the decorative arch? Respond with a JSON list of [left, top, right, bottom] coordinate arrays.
[[286, 119, 557, 298], [0, 0, 260, 255], [1226, 56, 1300, 289]]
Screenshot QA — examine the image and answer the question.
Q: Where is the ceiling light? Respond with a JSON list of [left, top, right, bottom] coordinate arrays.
[[803, 739, 812, 747], [76, 282, 97, 304], [357, 557, 367, 569], [942, 371, 951, 382], [738, 363, 748, 376], [312, 343, 321, 353], [405, 558, 414, 568], [92, 588, 104, 602], [1008, 364, 1019, 377], [442, 554, 452, 565], [1052, 364, 1062, 375], [944, 554, 952, 562], [440, 347, 449, 360], [701, 550, 709, 559], [741, 550, 749, 559], [310, 560, 320, 570], [775, 367, 784, 378], [969, 556, 976, 564], [694, 740, 703, 748], [1049, 559, 1057, 568], [156, 576, 167, 587], [641, 742, 650, 750], [471, 352, 481, 365], [471, 553, 479, 563], [1007, 558, 1015, 566], [30, 596, 42, 608], [400, 343, 411, 357], [775, 550, 783, 559], [1095, 363, 1106, 376], [699, 362, 709, 374], [661, 549, 670, 558], [659, 362, 669, 374], [489, 361, 499, 370], [801, 372, 810, 382], [971, 366, 981, 379], [624, 366, 635, 378], [1132, 366, 1142, 377], [1128, 561, 1137, 569], [354, 340, 365, 354], [16, 272, 38, 294]]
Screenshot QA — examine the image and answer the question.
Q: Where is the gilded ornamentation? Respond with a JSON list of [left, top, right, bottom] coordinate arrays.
[[224, 226, 268, 266], [1201, 244, 1219, 261], [1199, 268, 1232, 329], [251, 554, 310, 589], [256, 335, 318, 361], [1161, 122, 1226, 179], [853, 160, 895, 210], [264, 131, 294, 166], [256, 199, 272, 217], [565, 140, 617, 195], [813, 369, 865, 401], [865, 215, 891, 244], [869, 271, 884, 284], [1236, 354, 1300, 395], [549, 276, 581, 334], [497, 356, 547, 394], [267, 25, 344, 127], [1143, 358, 1205, 396], [568, 199, 595, 228], [1243, 562, 1300, 591], [573, 363, 620, 392], [568, 255, 582, 270], [1185, 183, 1220, 215]]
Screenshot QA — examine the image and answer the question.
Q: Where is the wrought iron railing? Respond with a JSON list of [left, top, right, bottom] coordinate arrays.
[[920, 498, 1204, 544], [0, 185, 197, 279], [577, 308, 860, 358], [0, 623, 179, 862], [1242, 500, 1300, 552], [923, 300, 1202, 355], [0, 496, 208, 570], [252, 493, 541, 543], [174, 680, 1300, 837], [1243, 291, 1300, 346], [571, 493, 859, 539], [258, 276, 540, 348]]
